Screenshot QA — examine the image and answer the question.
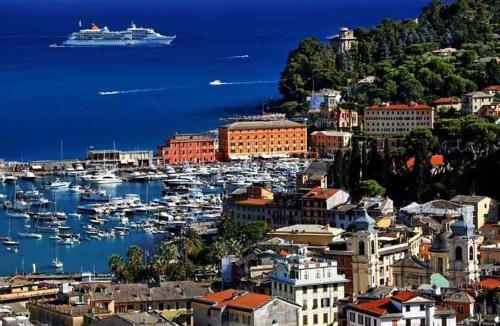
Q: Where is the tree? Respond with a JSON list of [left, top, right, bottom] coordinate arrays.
[[279, 37, 337, 101], [158, 242, 178, 263], [239, 221, 268, 246], [404, 128, 438, 160], [108, 254, 126, 282], [348, 139, 362, 199], [126, 245, 146, 283], [360, 180, 386, 197], [180, 228, 203, 260]]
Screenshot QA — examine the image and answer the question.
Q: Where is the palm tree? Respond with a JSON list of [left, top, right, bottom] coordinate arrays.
[[158, 241, 178, 263], [227, 238, 243, 257], [108, 254, 126, 282], [126, 245, 145, 282], [181, 228, 202, 258], [151, 255, 167, 276]]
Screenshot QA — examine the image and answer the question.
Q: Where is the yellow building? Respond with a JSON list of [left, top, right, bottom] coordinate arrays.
[[451, 195, 497, 229], [267, 224, 344, 247]]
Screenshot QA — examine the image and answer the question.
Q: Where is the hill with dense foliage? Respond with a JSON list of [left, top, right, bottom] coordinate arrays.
[[279, 0, 499, 105]]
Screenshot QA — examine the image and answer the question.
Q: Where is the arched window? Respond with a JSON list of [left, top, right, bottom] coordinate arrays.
[[371, 240, 375, 255], [469, 246, 474, 261], [455, 247, 463, 261], [359, 241, 365, 255]]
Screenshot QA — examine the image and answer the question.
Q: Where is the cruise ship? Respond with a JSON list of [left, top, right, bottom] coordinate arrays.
[[62, 23, 176, 47]]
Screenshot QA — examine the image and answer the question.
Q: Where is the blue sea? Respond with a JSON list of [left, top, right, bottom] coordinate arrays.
[[0, 0, 430, 162], [0, 0, 429, 275]]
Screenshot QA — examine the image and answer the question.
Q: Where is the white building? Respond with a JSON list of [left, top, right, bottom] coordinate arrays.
[[461, 91, 494, 114], [346, 290, 456, 326], [270, 255, 347, 326], [364, 103, 434, 137]]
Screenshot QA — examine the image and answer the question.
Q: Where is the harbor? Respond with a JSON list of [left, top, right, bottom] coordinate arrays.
[[0, 159, 307, 275]]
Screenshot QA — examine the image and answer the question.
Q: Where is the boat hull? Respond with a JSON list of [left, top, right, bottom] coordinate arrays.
[[62, 37, 175, 47]]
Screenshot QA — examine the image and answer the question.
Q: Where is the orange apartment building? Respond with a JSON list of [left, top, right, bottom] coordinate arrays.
[[158, 133, 215, 165], [310, 130, 352, 156], [218, 119, 307, 161]]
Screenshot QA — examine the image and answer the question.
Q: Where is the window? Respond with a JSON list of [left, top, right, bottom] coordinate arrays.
[[406, 320, 411, 326], [420, 304, 424, 311], [313, 314, 318, 324], [358, 315, 364, 324], [442, 318, 447, 326], [359, 241, 365, 255], [323, 313, 328, 323], [371, 240, 375, 254], [321, 298, 330, 308], [405, 305, 410, 312], [469, 246, 474, 260], [303, 315, 308, 325], [350, 312, 356, 322], [313, 285, 318, 293], [313, 299, 318, 309], [455, 246, 463, 261], [420, 318, 425, 326], [302, 300, 308, 310]]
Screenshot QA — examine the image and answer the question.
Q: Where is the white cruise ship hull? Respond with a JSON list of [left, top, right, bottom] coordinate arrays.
[[63, 37, 175, 47]]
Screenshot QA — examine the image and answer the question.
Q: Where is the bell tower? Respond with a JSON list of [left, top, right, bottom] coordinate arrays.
[[351, 209, 379, 296], [448, 214, 480, 286]]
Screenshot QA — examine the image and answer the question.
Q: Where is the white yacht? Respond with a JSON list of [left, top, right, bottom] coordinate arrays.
[[84, 171, 123, 184], [49, 179, 71, 189], [21, 170, 37, 181]]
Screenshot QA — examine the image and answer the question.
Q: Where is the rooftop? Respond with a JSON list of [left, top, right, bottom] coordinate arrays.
[[433, 97, 461, 104], [234, 198, 271, 206], [464, 91, 494, 98], [311, 130, 352, 137], [221, 119, 305, 130], [304, 187, 340, 199], [270, 224, 343, 236], [368, 103, 431, 110], [195, 289, 272, 311]]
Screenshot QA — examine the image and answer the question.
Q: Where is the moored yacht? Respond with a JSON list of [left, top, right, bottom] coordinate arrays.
[[84, 171, 123, 184]]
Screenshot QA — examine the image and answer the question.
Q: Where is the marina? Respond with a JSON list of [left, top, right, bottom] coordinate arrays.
[[0, 159, 306, 275]]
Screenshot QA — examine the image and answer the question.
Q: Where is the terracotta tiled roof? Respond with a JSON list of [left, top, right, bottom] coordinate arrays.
[[478, 278, 500, 290], [350, 298, 394, 316], [196, 289, 272, 311], [368, 103, 431, 110], [433, 97, 461, 104], [392, 290, 419, 302], [235, 198, 271, 206], [484, 85, 500, 92], [304, 187, 339, 199]]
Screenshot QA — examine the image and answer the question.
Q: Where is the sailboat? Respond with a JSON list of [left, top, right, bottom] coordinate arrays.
[[52, 240, 63, 269], [2, 213, 20, 246], [6, 180, 30, 219], [18, 204, 43, 240]]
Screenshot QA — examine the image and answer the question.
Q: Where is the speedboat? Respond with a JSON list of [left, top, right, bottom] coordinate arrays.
[[4, 175, 18, 183], [7, 211, 30, 219], [2, 237, 20, 246], [49, 179, 71, 189], [21, 170, 37, 181], [18, 231, 42, 239], [128, 171, 150, 182], [84, 171, 122, 184]]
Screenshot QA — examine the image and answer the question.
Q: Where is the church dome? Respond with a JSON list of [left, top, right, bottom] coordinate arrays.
[[451, 215, 475, 238]]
